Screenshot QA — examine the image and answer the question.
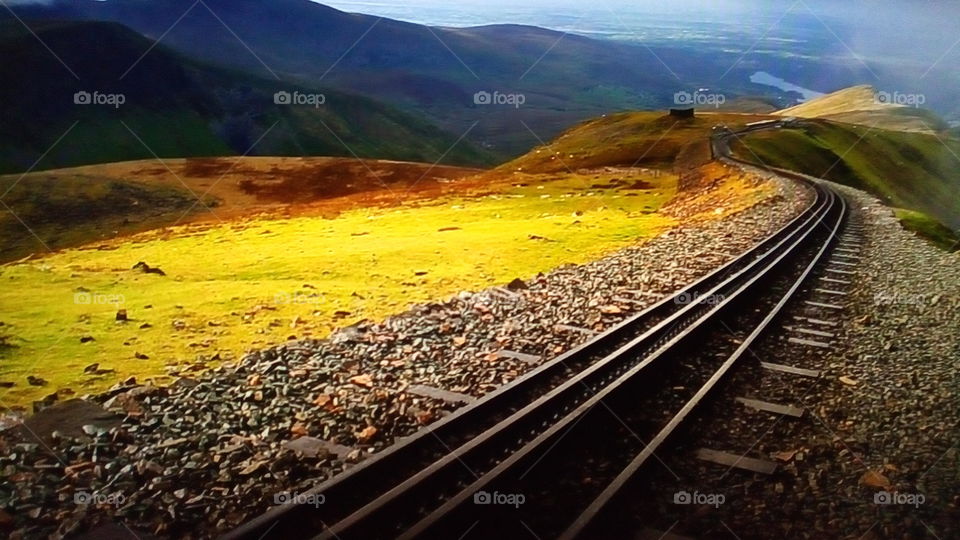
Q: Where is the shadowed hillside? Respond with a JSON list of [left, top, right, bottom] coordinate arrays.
[[7, 0, 874, 158], [0, 20, 493, 174]]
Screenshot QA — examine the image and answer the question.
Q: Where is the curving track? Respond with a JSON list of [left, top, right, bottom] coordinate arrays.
[[226, 124, 848, 540]]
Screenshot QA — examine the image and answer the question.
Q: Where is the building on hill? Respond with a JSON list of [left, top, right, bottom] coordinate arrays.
[[669, 108, 695, 118]]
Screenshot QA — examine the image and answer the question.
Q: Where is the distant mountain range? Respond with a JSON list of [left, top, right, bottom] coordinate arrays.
[[0, 19, 493, 174], [5, 0, 863, 159], [4, 0, 952, 170]]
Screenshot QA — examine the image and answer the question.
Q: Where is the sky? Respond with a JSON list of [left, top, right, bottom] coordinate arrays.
[[319, 0, 960, 72]]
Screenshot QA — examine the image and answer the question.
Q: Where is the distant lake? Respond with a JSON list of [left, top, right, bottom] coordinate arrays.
[[750, 72, 823, 102]]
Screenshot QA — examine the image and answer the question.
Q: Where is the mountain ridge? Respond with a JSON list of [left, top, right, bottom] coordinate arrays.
[[776, 85, 947, 133], [0, 19, 494, 174]]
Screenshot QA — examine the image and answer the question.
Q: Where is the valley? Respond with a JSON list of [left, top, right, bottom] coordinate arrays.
[[0, 2, 958, 539]]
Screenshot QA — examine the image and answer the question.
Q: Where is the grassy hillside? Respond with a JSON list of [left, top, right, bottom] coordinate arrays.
[[501, 111, 773, 174], [776, 85, 947, 133], [730, 121, 960, 239], [0, 157, 480, 262], [0, 107, 783, 408], [0, 20, 493, 174], [0, 168, 690, 407], [894, 209, 960, 251]]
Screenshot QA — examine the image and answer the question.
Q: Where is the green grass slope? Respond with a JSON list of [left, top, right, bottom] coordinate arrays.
[[0, 20, 493, 174], [0, 173, 210, 262], [776, 85, 947, 133], [894, 209, 959, 251], [731, 120, 960, 242], [502, 111, 772, 174]]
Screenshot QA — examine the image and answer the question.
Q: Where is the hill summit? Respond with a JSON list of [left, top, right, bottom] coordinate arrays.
[[776, 85, 946, 133]]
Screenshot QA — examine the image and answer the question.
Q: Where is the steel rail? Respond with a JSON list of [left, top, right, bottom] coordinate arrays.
[[395, 181, 841, 540]]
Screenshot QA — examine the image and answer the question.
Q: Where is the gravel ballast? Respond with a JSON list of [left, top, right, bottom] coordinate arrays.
[[628, 180, 959, 539], [0, 171, 813, 539]]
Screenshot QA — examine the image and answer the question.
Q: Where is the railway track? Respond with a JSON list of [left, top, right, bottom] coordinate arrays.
[[227, 125, 847, 540]]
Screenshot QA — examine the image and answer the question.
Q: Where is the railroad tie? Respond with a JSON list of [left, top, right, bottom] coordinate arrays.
[[788, 337, 832, 349], [496, 350, 543, 365], [830, 260, 858, 267], [405, 384, 477, 405], [695, 448, 777, 474], [736, 397, 804, 418], [283, 437, 354, 459], [554, 324, 599, 336], [825, 268, 856, 275], [785, 326, 835, 339], [760, 361, 821, 378], [805, 300, 844, 311], [792, 316, 838, 327], [819, 277, 851, 285], [814, 288, 848, 296]]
